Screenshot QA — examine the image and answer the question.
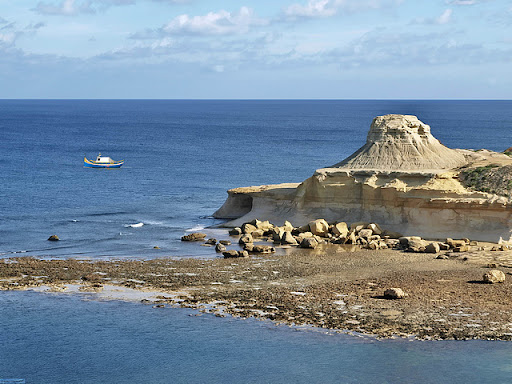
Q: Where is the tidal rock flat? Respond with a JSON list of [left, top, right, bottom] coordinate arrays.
[[3, 244, 512, 340]]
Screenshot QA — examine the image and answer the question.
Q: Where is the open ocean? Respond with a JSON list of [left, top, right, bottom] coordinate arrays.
[[1, 100, 512, 383]]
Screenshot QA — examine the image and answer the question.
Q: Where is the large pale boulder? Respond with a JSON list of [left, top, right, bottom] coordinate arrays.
[[241, 223, 257, 235], [281, 231, 298, 245], [309, 219, 329, 237], [332, 222, 349, 237], [300, 237, 318, 249], [384, 288, 406, 299], [239, 234, 253, 245], [483, 270, 506, 284]]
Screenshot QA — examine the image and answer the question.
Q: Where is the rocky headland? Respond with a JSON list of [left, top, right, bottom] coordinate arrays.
[[214, 114, 512, 243]]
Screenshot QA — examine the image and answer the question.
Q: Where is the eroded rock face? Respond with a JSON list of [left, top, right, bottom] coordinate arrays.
[[333, 114, 467, 171]]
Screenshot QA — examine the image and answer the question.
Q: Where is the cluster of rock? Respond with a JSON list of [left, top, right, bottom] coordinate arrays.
[[399, 236, 476, 255], [182, 217, 487, 258], [228, 218, 404, 251]]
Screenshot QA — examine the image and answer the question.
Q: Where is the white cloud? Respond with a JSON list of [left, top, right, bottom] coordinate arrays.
[[284, 0, 337, 18], [161, 7, 268, 35], [283, 0, 403, 19], [449, 0, 476, 5], [411, 8, 453, 25], [437, 8, 453, 24], [32, 0, 135, 16]]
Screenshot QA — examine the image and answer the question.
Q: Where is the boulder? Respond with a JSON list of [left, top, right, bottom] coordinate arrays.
[[358, 229, 373, 239], [181, 233, 207, 242], [446, 238, 467, 249], [384, 288, 406, 299], [453, 245, 470, 252], [251, 229, 265, 238], [241, 223, 257, 235], [483, 269, 505, 284], [298, 224, 311, 233], [378, 241, 388, 249], [204, 238, 217, 245], [367, 223, 382, 235], [350, 222, 367, 233], [251, 245, 276, 254], [239, 234, 253, 245], [223, 250, 249, 258], [271, 227, 285, 243], [381, 230, 403, 239], [229, 227, 242, 236], [300, 237, 319, 249], [407, 238, 427, 253], [345, 231, 357, 244], [385, 238, 400, 248], [425, 242, 440, 253], [283, 221, 294, 231], [399, 236, 422, 249], [297, 231, 314, 240], [215, 243, 227, 253], [281, 231, 298, 245], [331, 222, 349, 237], [222, 250, 240, 258], [256, 220, 273, 231], [47, 235, 60, 241], [309, 219, 329, 237], [438, 243, 450, 250], [219, 240, 231, 246], [367, 240, 379, 250]]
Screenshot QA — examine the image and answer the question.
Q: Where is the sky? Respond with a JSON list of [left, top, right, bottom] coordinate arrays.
[[0, 0, 511, 98]]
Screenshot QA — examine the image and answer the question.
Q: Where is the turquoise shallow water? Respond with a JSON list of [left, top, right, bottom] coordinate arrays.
[[1, 290, 512, 384]]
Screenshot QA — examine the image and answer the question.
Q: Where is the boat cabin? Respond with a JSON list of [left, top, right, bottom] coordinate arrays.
[[96, 154, 114, 164]]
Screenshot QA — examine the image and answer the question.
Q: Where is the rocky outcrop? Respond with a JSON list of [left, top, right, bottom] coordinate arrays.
[[214, 115, 512, 243], [181, 233, 207, 242], [333, 115, 467, 171]]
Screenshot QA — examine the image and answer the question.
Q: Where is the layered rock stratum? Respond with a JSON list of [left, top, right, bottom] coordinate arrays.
[[214, 114, 512, 242]]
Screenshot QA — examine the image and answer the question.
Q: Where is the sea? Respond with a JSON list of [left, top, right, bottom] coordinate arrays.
[[1, 100, 512, 383]]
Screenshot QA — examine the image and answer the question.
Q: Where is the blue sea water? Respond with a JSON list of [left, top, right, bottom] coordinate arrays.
[[1, 100, 512, 259], [1, 100, 512, 383], [1, 290, 512, 384]]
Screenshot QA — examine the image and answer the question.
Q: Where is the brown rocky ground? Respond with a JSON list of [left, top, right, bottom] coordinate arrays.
[[2, 244, 512, 340]]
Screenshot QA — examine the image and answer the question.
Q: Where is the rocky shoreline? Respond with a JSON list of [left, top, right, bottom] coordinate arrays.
[[2, 224, 512, 340]]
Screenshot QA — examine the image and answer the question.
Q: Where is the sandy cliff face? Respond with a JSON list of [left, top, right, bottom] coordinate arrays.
[[214, 115, 512, 242]]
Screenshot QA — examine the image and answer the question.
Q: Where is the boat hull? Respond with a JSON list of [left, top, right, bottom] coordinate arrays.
[[84, 157, 124, 168]]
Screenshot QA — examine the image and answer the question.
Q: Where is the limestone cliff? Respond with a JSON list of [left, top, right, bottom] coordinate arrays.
[[214, 115, 512, 242]]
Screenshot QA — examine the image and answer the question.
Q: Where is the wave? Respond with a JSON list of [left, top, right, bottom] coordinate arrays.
[[87, 211, 131, 217], [185, 224, 206, 232], [125, 222, 144, 228]]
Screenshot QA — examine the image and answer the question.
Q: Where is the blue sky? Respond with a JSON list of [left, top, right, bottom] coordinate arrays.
[[0, 0, 511, 98]]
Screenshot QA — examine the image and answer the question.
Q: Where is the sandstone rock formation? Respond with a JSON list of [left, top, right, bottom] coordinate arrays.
[[214, 115, 512, 242], [333, 115, 467, 171]]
